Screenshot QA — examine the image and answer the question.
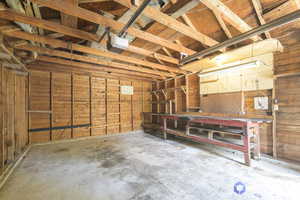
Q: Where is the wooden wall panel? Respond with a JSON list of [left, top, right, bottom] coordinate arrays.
[[0, 65, 3, 173], [15, 76, 28, 155], [107, 79, 120, 134], [275, 76, 300, 161], [188, 74, 200, 109], [0, 66, 28, 176], [29, 71, 51, 143], [120, 80, 133, 133], [91, 77, 106, 136], [274, 43, 300, 162], [52, 72, 72, 140], [132, 81, 143, 130], [26, 68, 152, 143], [73, 74, 90, 138]]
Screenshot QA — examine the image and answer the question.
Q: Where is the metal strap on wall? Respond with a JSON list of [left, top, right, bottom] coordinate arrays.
[[29, 124, 91, 132]]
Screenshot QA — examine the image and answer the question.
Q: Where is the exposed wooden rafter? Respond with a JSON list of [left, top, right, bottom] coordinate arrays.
[[15, 44, 172, 77], [61, 0, 78, 28], [28, 0, 195, 55], [116, 0, 221, 48], [0, 9, 179, 64], [199, 0, 262, 41], [213, 10, 233, 39], [1, 30, 184, 74], [28, 58, 157, 81], [251, 0, 271, 38]]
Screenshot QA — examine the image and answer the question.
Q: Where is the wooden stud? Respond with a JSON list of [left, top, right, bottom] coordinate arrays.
[[89, 76, 92, 136], [71, 73, 74, 138], [50, 72, 53, 141]]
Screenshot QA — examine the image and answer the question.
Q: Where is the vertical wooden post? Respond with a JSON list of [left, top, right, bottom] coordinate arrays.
[[185, 75, 189, 112], [164, 80, 168, 113], [71, 73, 74, 138], [105, 79, 108, 135], [0, 64, 4, 173], [272, 78, 277, 158], [174, 77, 178, 113], [118, 80, 121, 133], [131, 81, 134, 131], [89, 76, 92, 136], [50, 72, 53, 141], [156, 81, 160, 124], [28, 72, 31, 144]]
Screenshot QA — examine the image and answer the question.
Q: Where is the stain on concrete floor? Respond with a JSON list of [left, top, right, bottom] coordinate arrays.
[[0, 132, 299, 200]]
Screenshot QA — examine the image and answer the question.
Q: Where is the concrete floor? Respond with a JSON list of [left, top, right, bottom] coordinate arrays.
[[0, 132, 299, 200]]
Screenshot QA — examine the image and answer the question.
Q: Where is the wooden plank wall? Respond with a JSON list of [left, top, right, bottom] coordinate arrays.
[[28, 69, 152, 144], [274, 43, 300, 162], [0, 66, 28, 176]]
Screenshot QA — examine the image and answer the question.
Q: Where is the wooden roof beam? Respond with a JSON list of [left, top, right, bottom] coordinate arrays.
[[28, 0, 195, 55], [251, 0, 271, 38], [0, 8, 179, 65], [2, 30, 184, 74], [116, 0, 220, 48], [213, 11, 233, 39], [0, 10, 180, 67], [61, 0, 78, 28], [15, 44, 172, 77], [199, 0, 262, 41], [29, 58, 158, 81]]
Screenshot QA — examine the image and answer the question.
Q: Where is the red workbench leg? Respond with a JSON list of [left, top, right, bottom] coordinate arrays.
[[163, 118, 167, 140], [243, 127, 251, 166]]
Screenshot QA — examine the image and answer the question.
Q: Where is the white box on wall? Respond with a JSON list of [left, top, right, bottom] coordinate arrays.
[[254, 96, 269, 110], [121, 85, 134, 95]]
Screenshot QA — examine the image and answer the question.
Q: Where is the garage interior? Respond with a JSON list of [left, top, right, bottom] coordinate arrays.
[[0, 0, 300, 199]]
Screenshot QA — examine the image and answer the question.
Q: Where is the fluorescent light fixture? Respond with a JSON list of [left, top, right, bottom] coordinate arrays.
[[198, 61, 261, 77]]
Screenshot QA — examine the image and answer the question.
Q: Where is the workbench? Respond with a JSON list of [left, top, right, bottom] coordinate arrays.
[[143, 112, 272, 166]]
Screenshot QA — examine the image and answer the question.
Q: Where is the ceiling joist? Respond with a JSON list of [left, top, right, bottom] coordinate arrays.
[[0, 8, 179, 64], [28, 0, 195, 55], [199, 0, 262, 41], [1, 30, 184, 74], [16, 44, 172, 77], [116, 0, 221, 48]]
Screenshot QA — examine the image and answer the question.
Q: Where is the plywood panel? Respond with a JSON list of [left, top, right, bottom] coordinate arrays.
[[73, 74, 90, 138], [15, 75, 28, 154], [120, 80, 132, 133], [29, 71, 51, 143], [52, 72, 72, 140], [107, 79, 120, 134], [91, 77, 106, 136], [0, 67, 28, 175], [275, 75, 300, 161], [188, 74, 200, 109], [132, 81, 143, 130]]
